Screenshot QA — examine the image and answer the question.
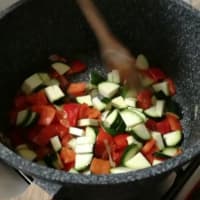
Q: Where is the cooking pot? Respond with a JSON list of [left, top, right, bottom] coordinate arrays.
[[0, 0, 199, 199]]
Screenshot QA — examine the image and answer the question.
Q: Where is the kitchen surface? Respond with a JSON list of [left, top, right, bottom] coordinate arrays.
[[0, 0, 200, 200]]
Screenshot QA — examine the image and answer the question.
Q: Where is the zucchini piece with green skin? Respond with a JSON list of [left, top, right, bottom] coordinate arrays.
[[76, 95, 93, 106], [131, 123, 151, 142], [98, 82, 120, 98], [16, 109, 31, 126], [151, 131, 165, 150], [111, 96, 127, 109], [110, 167, 133, 174], [120, 109, 143, 128], [92, 97, 106, 111], [163, 131, 183, 147], [51, 62, 70, 75], [103, 109, 119, 128], [121, 144, 142, 165], [17, 147, 37, 161], [107, 70, 120, 83], [85, 127, 97, 144], [135, 54, 149, 70], [90, 71, 106, 85], [154, 147, 180, 159], [165, 99, 183, 119], [24, 112, 38, 127], [127, 107, 147, 122], [152, 81, 169, 96], [50, 136, 62, 152], [124, 152, 151, 169], [75, 153, 93, 171]]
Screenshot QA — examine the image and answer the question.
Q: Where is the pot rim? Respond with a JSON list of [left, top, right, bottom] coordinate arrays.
[[0, 0, 200, 185]]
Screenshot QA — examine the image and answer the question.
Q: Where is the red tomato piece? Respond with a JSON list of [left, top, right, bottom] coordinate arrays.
[[111, 149, 124, 166], [78, 103, 89, 119], [166, 78, 176, 96], [36, 146, 51, 159], [33, 124, 60, 146], [145, 145, 159, 164], [145, 119, 157, 131], [32, 105, 56, 126], [27, 91, 48, 105], [55, 110, 69, 128], [156, 118, 171, 134], [67, 82, 87, 97], [146, 67, 167, 82], [141, 139, 156, 155], [113, 134, 129, 151], [95, 128, 113, 159], [87, 107, 101, 119], [13, 95, 28, 110], [166, 113, 182, 131], [137, 89, 153, 109], [63, 103, 80, 126], [63, 161, 75, 172], [68, 60, 87, 75], [60, 147, 75, 164], [61, 134, 72, 147]]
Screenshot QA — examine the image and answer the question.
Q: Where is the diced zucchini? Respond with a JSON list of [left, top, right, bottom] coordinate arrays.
[[127, 107, 147, 122], [120, 109, 143, 128], [76, 136, 94, 145], [85, 127, 96, 144], [78, 119, 98, 127], [132, 123, 151, 142], [124, 97, 137, 108], [17, 148, 37, 161], [44, 85, 65, 103], [98, 82, 120, 98], [68, 168, 79, 174], [152, 159, 163, 166], [52, 153, 64, 169], [135, 54, 149, 70], [151, 131, 165, 150], [101, 110, 110, 121], [110, 167, 133, 174], [16, 144, 28, 151], [76, 95, 93, 106], [126, 135, 142, 146], [92, 97, 106, 111], [51, 62, 70, 75], [111, 96, 127, 109], [46, 79, 60, 86], [121, 144, 141, 165], [107, 70, 120, 83], [69, 127, 85, 136], [24, 112, 38, 127], [75, 153, 93, 171], [152, 81, 169, 96], [90, 71, 106, 85], [38, 73, 51, 85], [144, 100, 165, 118], [50, 136, 62, 152], [75, 144, 94, 154], [103, 109, 119, 128], [163, 131, 182, 147], [21, 73, 44, 94], [154, 147, 180, 159], [16, 109, 31, 126], [124, 152, 151, 169]]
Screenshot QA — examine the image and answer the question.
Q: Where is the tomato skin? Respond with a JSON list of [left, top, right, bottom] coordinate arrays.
[[61, 134, 72, 147], [13, 95, 28, 110], [63, 103, 80, 126], [95, 128, 113, 159], [142, 139, 156, 155], [26, 91, 48, 105], [166, 78, 176, 96], [166, 113, 182, 131], [78, 103, 89, 119], [113, 134, 129, 150], [156, 118, 171, 134], [137, 89, 153, 109], [145, 145, 159, 164], [32, 105, 56, 126], [145, 119, 157, 131], [55, 110, 69, 128], [60, 147, 75, 164], [68, 60, 86, 75], [145, 67, 167, 82], [63, 161, 75, 171]]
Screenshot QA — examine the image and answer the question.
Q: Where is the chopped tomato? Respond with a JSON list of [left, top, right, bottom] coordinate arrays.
[[113, 134, 129, 150], [87, 107, 101, 119], [137, 89, 153, 109], [33, 124, 62, 146], [63, 103, 80, 126], [156, 118, 171, 134], [13, 95, 28, 110], [63, 161, 75, 171], [111, 149, 124, 166], [145, 145, 160, 164], [166, 113, 182, 131], [60, 147, 75, 164], [90, 158, 110, 175], [166, 78, 176, 96], [145, 67, 167, 82], [32, 105, 56, 126], [95, 128, 113, 159], [145, 119, 157, 131], [67, 82, 87, 97], [68, 60, 87, 75], [141, 139, 156, 155], [61, 134, 72, 147], [55, 110, 69, 128], [78, 103, 89, 119], [26, 91, 48, 105]]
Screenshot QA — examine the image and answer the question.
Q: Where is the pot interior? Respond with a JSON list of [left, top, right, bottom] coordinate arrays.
[[0, 0, 199, 181]]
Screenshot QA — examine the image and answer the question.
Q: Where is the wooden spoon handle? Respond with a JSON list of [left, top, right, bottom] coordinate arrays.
[[11, 183, 51, 200], [76, 0, 123, 51]]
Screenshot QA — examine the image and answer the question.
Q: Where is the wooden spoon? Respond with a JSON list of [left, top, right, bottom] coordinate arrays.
[[76, 0, 141, 89]]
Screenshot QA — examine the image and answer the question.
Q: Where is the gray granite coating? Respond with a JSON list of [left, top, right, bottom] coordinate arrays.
[[0, 0, 199, 199]]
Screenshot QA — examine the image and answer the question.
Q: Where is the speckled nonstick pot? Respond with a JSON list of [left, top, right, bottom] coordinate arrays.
[[0, 0, 199, 199]]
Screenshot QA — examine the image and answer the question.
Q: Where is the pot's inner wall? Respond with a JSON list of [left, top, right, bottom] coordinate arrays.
[[0, 0, 199, 148]]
